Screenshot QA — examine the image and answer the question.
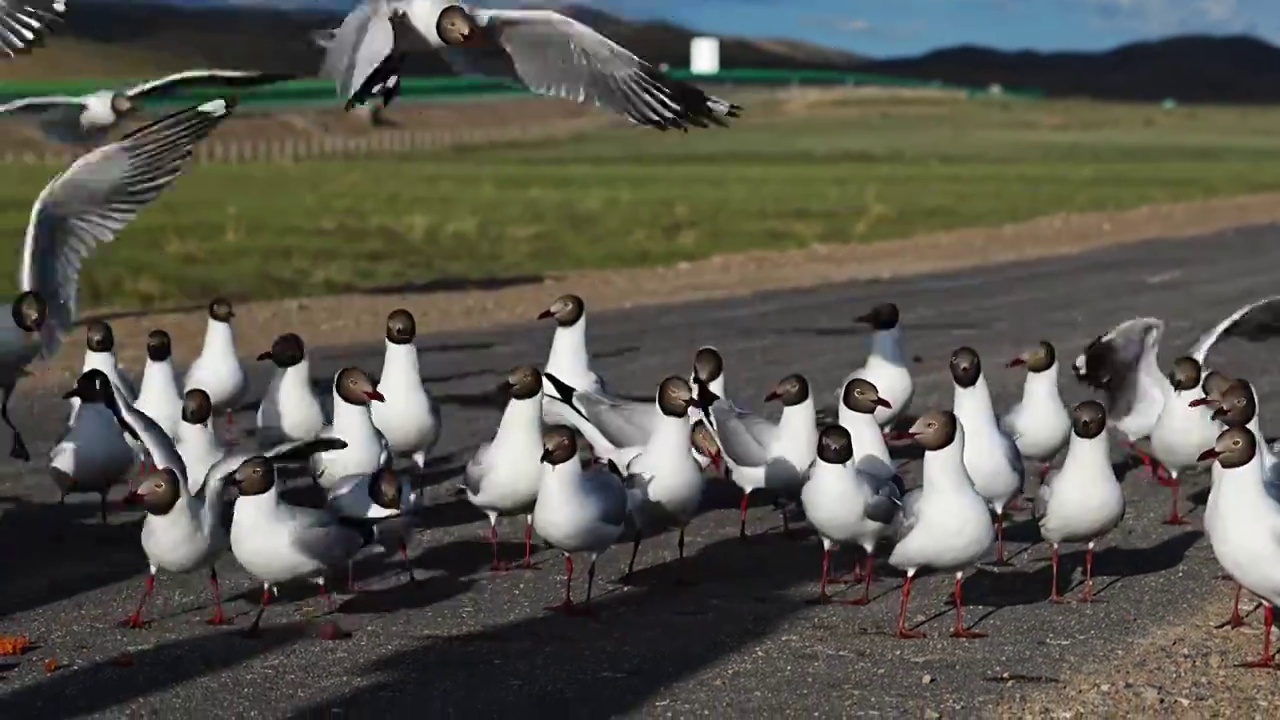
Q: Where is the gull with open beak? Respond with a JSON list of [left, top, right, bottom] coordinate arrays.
[[311, 367, 391, 491]]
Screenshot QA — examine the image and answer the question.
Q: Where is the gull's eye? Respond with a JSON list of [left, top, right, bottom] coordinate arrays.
[[928, 422, 938, 429]]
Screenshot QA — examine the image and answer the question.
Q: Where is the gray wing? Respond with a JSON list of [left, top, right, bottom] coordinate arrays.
[[708, 401, 770, 467], [0, 0, 64, 59], [316, 0, 407, 110], [117, 396, 187, 486], [265, 436, 349, 462], [587, 469, 629, 528], [1187, 295, 1280, 366], [446, 8, 740, 131], [20, 97, 235, 360], [125, 70, 294, 99], [577, 391, 653, 448], [896, 486, 922, 540], [863, 473, 905, 525], [288, 508, 370, 567]]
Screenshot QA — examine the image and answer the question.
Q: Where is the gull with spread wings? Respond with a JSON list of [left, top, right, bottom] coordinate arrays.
[[0, 70, 288, 146], [0, 0, 65, 59], [315, 1, 742, 130], [0, 97, 236, 462]]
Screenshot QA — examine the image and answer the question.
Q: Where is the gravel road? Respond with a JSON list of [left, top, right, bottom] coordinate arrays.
[[1, 224, 1277, 717]]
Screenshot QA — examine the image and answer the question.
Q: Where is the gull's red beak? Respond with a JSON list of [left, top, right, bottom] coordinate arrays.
[[1211, 406, 1227, 421], [887, 431, 914, 441], [711, 452, 723, 472], [874, 397, 893, 409], [1007, 357, 1027, 368], [121, 489, 143, 505], [365, 390, 386, 403], [1188, 397, 1214, 408], [1197, 448, 1220, 463], [763, 390, 781, 402]]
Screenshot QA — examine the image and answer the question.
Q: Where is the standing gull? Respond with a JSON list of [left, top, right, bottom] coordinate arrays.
[[66, 320, 136, 427], [800, 424, 903, 605], [1148, 356, 1219, 525], [175, 389, 228, 496], [312, 367, 389, 491], [134, 330, 183, 441], [319, 1, 742, 129], [0, 70, 292, 146], [532, 425, 627, 615], [8, 97, 236, 461], [1001, 340, 1070, 486], [1199, 426, 1280, 668], [183, 298, 248, 443], [370, 309, 442, 474], [1036, 401, 1125, 603], [62, 370, 236, 629], [947, 346, 1023, 564], [255, 332, 325, 449], [537, 293, 602, 425], [466, 366, 545, 571], [705, 374, 818, 539], [838, 302, 912, 430], [228, 452, 371, 639], [889, 411, 994, 639], [50, 372, 136, 521]]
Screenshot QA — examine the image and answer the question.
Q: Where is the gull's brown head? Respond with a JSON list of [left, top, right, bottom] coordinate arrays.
[[11, 291, 46, 333], [137, 467, 182, 516], [540, 425, 578, 466], [230, 456, 274, 497], [208, 297, 234, 323], [335, 367, 384, 405], [85, 320, 114, 353], [949, 346, 982, 389], [657, 376, 694, 418], [182, 388, 213, 425], [1167, 356, 1202, 393], [855, 302, 900, 331], [764, 373, 809, 406], [1198, 426, 1257, 469], [1212, 379, 1256, 427], [816, 424, 854, 465], [498, 365, 541, 401], [908, 410, 958, 451], [386, 309, 416, 345], [436, 5, 479, 46], [536, 293, 584, 326], [1071, 400, 1107, 439], [841, 377, 891, 415], [1008, 340, 1055, 373], [146, 330, 172, 362]]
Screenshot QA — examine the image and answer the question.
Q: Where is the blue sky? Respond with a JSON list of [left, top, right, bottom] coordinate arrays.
[[206, 0, 1280, 56]]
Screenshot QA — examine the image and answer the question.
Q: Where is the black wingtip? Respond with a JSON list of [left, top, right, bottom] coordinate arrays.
[[542, 372, 578, 406]]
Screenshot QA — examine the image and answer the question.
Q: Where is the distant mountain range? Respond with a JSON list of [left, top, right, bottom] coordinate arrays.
[[6, 2, 1280, 103]]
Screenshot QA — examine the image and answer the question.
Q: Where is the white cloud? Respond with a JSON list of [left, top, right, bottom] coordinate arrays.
[[1084, 0, 1246, 33]]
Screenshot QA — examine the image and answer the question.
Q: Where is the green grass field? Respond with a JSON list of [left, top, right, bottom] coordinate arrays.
[[4, 94, 1280, 311]]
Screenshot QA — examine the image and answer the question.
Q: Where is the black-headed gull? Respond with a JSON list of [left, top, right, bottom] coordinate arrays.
[[838, 302, 912, 430], [889, 411, 994, 639], [836, 377, 897, 483], [0, 69, 291, 146], [369, 309, 441, 474], [318, 1, 742, 130], [1036, 401, 1125, 604], [537, 293, 603, 424], [1199, 425, 1279, 668], [255, 332, 324, 449], [1148, 356, 1219, 525], [184, 298, 248, 442], [326, 464, 420, 588], [134, 330, 182, 441], [704, 374, 818, 540], [1001, 341, 1070, 486], [465, 366, 545, 571], [311, 367, 389, 490], [604, 377, 707, 584], [63, 370, 235, 629], [227, 452, 372, 639], [0, 0, 65, 60], [0, 97, 232, 461], [946, 346, 1023, 564], [175, 389, 229, 496], [66, 319, 136, 427], [51, 371, 136, 522], [532, 425, 627, 616], [800, 424, 903, 605]]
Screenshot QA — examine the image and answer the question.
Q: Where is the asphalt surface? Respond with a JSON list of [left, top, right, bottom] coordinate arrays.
[[1, 224, 1277, 717]]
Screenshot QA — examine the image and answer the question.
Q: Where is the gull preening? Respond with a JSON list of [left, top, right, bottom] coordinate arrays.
[[7, 97, 236, 462], [317, 1, 742, 130], [0, 70, 291, 146], [0, 0, 65, 60]]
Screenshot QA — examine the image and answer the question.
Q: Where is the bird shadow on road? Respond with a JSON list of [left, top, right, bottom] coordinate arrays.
[[281, 529, 833, 716], [358, 274, 545, 297], [0, 496, 144, 620], [0, 622, 312, 718]]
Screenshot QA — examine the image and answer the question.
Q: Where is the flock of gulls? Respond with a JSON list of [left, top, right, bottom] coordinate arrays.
[[3, 0, 1280, 674]]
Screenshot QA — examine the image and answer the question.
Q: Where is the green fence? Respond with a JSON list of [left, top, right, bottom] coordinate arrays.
[[0, 68, 1043, 108]]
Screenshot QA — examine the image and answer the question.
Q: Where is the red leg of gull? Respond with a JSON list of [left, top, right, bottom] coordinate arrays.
[[1239, 604, 1275, 668], [1159, 468, 1187, 526], [120, 574, 155, 629], [993, 514, 1008, 564], [518, 516, 540, 570], [1078, 542, 1105, 603], [950, 572, 988, 639], [488, 523, 510, 572], [206, 567, 231, 625], [1216, 584, 1248, 629], [738, 493, 750, 540], [1048, 545, 1068, 604], [806, 548, 837, 605], [545, 555, 579, 614], [847, 553, 875, 606], [895, 574, 925, 639]]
